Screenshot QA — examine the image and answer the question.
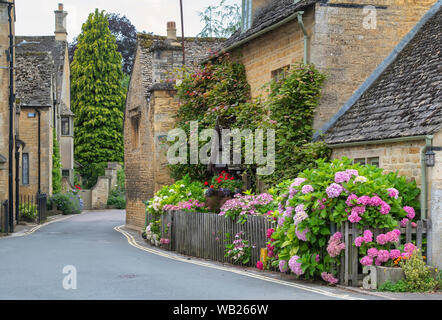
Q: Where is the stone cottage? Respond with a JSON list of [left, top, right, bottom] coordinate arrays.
[[124, 22, 224, 229], [0, 0, 15, 232], [320, 3, 442, 267], [223, 0, 437, 131], [15, 3, 74, 197]]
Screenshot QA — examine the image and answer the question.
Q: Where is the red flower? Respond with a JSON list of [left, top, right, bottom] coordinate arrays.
[[230, 177, 234, 180], [210, 185, 214, 188], [75, 185, 81, 190], [204, 181, 209, 186], [224, 176, 229, 181]]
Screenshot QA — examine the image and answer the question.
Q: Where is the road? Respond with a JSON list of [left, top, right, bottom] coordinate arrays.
[[0, 210, 378, 300]]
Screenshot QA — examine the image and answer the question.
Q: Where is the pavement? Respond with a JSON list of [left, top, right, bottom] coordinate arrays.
[[0, 209, 440, 300]]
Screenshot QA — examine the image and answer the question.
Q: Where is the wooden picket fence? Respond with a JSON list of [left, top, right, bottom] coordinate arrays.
[[334, 219, 432, 287], [146, 211, 273, 266]]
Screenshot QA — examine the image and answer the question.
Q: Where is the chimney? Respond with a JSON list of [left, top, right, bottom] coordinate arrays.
[[54, 3, 68, 41], [167, 21, 177, 41], [252, 0, 273, 18]]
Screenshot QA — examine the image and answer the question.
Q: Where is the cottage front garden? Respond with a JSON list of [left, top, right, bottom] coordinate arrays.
[[143, 57, 440, 292]]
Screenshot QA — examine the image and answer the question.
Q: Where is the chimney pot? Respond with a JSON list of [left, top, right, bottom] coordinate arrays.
[[58, 3, 64, 11], [55, 3, 68, 41], [167, 21, 177, 40]]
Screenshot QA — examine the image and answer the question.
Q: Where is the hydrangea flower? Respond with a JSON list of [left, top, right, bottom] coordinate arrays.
[[283, 206, 294, 217], [321, 272, 338, 284], [400, 218, 409, 227], [326, 183, 344, 198], [266, 228, 275, 239], [346, 169, 359, 177], [256, 261, 264, 270], [387, 188, 399, 199], [380, 201, 391, 215], [295, 204, 305, 213], [279, 260, 288, 273], [354, 176, 368, 183], [327, 232, 345, 257], [301, 185, 314, 194], [346, 194, 358, 207], [293, 210, 308, 225], [376, 234, 387, 245], [367, 248, 378, 258], [389, 249, 401, 260], [288, 256, 304, 275], [370, 196, 383, 206], [377, 250, 390, 263], [403, 206, 415, 220], [385, 230, 399, 243], [295, 227, 309, 241], [292, 178, 307, 187], [354, 237, 364, 247], [335, 171, 351, 183], [348, 212, 362, 223], [357, 195, 371, 205], [360, 256, 373, 266], [363, 230, 373, 243]]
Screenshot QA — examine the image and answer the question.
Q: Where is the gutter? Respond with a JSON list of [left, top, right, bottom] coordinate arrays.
[[297, 11, 309, 64], [328, 134, 433, 220]]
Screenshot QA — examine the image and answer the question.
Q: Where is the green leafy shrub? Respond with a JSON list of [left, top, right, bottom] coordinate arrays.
[[49, 192, 82, 215], [266, 158, 421, 283], [400, 249, 437, 292], [224, 231, 252, 265], [107, 188, 126, 209], [19, 204, 38, 222], [377, 280, 408, 292], [145, 175, 207, 216]]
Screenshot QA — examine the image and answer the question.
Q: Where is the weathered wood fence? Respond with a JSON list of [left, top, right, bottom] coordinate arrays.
[[335, 219, 432, 287], [147, 211, 272, 266], [146, 211, 431, 287]]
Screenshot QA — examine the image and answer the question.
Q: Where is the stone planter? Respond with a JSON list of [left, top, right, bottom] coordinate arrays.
[[376, 266, 405, 287]]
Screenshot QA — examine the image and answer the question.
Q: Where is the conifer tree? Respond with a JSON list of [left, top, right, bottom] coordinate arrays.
[[71, 9, 125, 187]]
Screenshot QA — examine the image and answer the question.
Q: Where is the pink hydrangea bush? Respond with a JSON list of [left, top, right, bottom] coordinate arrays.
[[220, 193, 276, 224], [262, 158, 420, 284]]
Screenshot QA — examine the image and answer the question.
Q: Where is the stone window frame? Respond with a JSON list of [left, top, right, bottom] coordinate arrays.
[[22, 153, 29, 185], [271, 65, 291, 82], [62, 169, 70, 178], [354, 157, 380, 167], [61, 116, 71, 136]]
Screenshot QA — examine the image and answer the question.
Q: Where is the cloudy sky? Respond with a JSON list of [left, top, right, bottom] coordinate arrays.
[[15, 0, 240, 42]]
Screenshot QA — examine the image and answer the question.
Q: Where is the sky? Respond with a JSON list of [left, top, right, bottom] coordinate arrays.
[[15, 0, 240, 42]]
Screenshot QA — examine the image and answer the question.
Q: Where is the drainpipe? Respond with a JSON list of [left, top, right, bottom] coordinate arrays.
[[420, 136, 433, 220], [297, 11, 309, 64], [35, 108, 41, 195]]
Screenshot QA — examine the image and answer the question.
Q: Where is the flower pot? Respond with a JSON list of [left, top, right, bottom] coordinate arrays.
[[376, 266, 405, 287]]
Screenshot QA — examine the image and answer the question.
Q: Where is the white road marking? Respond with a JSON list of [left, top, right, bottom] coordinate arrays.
[[114, 225, 367, 300]]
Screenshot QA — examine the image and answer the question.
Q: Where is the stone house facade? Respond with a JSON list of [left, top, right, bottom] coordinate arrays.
[[223, 0, 437, 131], [124, 22, 223, 229], [15, 3, 74, 197], [321, 3, 442, 267], [0, 1, 15, 232]]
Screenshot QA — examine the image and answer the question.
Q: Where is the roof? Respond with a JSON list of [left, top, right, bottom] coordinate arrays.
[[15, 51, 54, 106], [15, 36, 68, 110], [135, 33, 225, 97], [322, 4, 442, 145], [222, 0, 317, 49]]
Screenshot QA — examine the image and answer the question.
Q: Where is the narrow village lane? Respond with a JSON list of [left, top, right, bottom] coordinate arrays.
[[0, 210, 378, 300]]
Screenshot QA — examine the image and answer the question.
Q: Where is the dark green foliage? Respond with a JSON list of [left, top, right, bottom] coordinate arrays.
[[49, 193, 82, 215], [52, 130, 62, 194], [71, 9, 125, 187], [262, 63, 330, 185], [107, 166, 126, 209], [19, 204, 37, 222]]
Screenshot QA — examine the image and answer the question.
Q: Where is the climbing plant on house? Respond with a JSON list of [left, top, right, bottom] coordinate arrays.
[[52, 129, 62, 194], [71, 9, 125, 188]]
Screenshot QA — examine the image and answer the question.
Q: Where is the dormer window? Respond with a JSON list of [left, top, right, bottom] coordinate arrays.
[[241, 0, 252, 32]]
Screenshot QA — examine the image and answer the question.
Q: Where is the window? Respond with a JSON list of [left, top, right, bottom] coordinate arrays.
[[272, 66, 290, 82], [353, 157, 380, 167], [62, 170, 70, 178], [22, 153, 29, 185], [27, 113, 36, 118], [61, 117, 70, 136], [241, 0, 252, 32]]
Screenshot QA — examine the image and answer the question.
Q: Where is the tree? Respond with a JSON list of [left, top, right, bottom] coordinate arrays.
[[69, 12, 137, 75], [197, 0, 241, 38], [71, 9, 125, 188]]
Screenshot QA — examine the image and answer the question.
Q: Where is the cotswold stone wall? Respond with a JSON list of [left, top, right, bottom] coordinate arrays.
[[311, 0, 437, 131], [231, 6, 314, 99], [19, 107, 53, 196], [331, 140, 426, 185]]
